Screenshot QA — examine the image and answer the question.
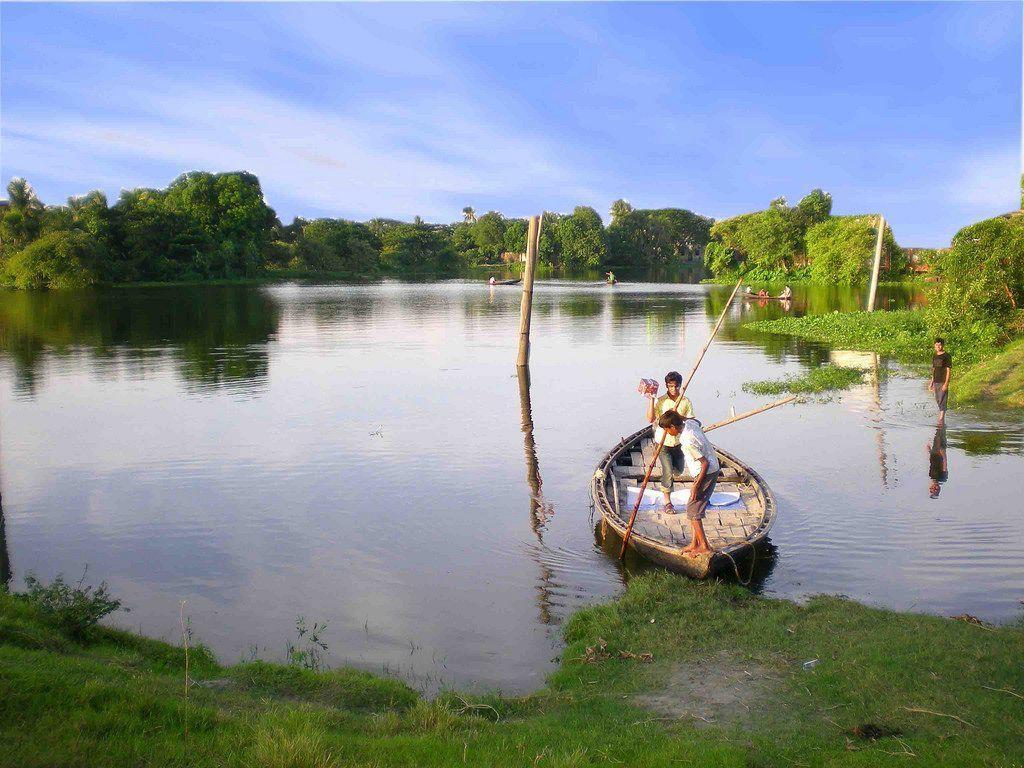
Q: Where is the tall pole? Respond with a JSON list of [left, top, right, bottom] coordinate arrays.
[[866, 214, 885, 312], [517, 215, 541, 367]]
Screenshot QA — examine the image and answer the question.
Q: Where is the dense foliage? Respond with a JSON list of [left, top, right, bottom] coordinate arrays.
[[606, 203, 713, 269], [926, 213, 1024, 347], [806, 216, 905, 284], [704, 189, 907, 283], [21, 572, 122, 639], [1, 175, 717, 288]]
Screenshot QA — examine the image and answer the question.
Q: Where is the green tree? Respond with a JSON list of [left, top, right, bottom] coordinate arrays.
[[379, 224, 458, 274], [163, 171, 276, 277], [502, 219, 527, 255], [2, 230, 99, 289], [293, 219, 380, 275], [471, 212, 506, 260], [797, 189, 833, 227], [1, 178, 45, 251], [555, 206, 606, 269], [927, 214, 1024, 346], [609, 199, 633, 226], [111, 188, 212, 281]]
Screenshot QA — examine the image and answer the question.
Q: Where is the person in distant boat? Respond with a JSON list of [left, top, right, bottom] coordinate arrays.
[[606, 271, 616, 285], [927, 423, 948, 499], [744, 286, 754, 296], [757, 289, 769, 298], [658, 411, 720, 556], [779, 285, 793, 300], [488, 276, 496, 286], [645, 371, 694, 513], [928, 337, 951, 424]]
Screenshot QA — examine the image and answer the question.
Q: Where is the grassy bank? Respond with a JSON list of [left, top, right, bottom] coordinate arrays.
[[744, 310, 1024, 409], [2, 575, 1023, 767]]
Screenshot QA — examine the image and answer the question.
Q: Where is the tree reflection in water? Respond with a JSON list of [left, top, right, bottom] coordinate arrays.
[[0, 285, 281, 397]]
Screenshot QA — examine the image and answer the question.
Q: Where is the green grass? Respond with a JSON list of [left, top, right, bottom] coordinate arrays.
[[951, 338, 1024, 409], [743, 364, 866, 395], [2, 574, 1023, 767]]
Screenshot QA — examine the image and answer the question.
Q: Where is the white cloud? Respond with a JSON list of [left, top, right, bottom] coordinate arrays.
[[2, 65, 593, 221]]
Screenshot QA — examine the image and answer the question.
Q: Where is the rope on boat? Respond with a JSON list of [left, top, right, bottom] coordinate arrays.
[[720, 542, 757, 587]]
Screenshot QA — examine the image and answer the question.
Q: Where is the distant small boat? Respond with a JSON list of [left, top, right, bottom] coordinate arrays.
[[742, 293, 791, 302], [488, 278, 521, 285], [591, 425, 777, 578]]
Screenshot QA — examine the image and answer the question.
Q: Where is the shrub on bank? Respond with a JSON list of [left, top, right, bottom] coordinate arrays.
[[927, 213, 1024, 347]]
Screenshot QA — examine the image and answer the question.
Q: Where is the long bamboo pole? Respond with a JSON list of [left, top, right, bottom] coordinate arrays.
[[703, 395, 797, 432], [516, 215, 541, 367], [680, 278, 743, 393]]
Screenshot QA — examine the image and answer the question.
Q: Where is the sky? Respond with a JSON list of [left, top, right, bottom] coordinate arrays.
[[1, 2, 1020, 247]]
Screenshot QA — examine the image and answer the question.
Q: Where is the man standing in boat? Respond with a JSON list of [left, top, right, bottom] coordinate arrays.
[[644, 371, 694, 513], [658, 411, 719, 556]]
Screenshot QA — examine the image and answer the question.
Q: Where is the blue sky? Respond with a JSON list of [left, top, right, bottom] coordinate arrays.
[[1, 2, 1020, 246]]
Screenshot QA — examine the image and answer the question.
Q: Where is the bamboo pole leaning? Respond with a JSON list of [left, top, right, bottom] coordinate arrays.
[[618, 278, 743, 560], [703, 395, 797, 432]]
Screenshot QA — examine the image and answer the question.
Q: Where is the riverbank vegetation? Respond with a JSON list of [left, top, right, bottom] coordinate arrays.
[[744, 210, 1024, 408], [742, 364, 866, 396], [703, 189, 909, 284], [2, 572, 1022, 766], [0, 176, 714, 289]]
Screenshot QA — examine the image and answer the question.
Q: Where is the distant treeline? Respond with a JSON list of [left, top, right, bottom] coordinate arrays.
[[0, 173, 714, 289], [703, 189, 910, 284]]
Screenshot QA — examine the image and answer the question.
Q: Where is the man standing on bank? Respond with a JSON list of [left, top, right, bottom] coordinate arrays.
[[929, 337, 952, 424], [658, 411, 720, 556], [645, 371, 694, 513]]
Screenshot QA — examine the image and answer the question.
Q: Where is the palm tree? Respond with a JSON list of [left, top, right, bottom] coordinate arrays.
[[462, 206, 477, 224]]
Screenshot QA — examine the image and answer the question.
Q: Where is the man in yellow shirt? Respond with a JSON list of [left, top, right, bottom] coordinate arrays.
[[644, 371, 694, 512]]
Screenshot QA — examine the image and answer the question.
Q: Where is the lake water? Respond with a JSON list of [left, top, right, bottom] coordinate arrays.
[[2, 280, 1022, 693]]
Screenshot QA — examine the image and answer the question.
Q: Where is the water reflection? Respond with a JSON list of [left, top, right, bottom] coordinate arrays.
[[0, 489, 11, 589], [518, 365, 559, 626], [0, 287, 280, 397], [928, 425, 949, 499]]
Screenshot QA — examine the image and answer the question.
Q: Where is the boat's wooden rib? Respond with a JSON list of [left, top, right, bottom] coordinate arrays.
[[590, 425, 776, 578]]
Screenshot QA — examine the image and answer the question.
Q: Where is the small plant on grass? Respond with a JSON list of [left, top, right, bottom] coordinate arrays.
[[287, 616, 330, 671], [22, 569, 123, 639]]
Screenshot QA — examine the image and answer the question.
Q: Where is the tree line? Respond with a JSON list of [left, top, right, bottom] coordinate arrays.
[[0, 173, 714, 289], [703, 189, 909, 284]]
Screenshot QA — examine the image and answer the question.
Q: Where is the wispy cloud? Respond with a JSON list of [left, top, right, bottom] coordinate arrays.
[[3, 66, 594, 220]]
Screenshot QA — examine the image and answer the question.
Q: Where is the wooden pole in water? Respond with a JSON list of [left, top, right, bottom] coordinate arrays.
[[517, 215, 541, 367], [703, 395, 797, 432], [680, 278, 743, 394], [866, 215, 885, 312]]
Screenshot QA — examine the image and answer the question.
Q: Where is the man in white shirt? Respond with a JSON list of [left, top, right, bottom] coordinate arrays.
[[657, 411, 720, 556]]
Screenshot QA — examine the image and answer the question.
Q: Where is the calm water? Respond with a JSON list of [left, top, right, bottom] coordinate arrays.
[[2, 280, 1022, 693]]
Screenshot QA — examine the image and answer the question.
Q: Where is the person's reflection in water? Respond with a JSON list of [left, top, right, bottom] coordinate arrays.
[[928, 424, 948, 499]]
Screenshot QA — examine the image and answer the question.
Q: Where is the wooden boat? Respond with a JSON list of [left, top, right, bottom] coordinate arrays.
[[590, 425, 777, 578], [489, 278, 521, 285]]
